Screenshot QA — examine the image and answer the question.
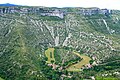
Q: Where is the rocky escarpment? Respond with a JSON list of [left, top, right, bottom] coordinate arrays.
[[0, 7, 112, 18]]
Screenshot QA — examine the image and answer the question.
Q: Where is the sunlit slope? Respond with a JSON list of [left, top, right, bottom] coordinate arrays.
[[0, 8, 120, 79]]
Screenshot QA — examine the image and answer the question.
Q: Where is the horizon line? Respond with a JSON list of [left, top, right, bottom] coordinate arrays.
[[0, 3, 119, 10]]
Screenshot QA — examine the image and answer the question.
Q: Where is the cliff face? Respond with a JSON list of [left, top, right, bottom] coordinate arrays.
[[0, 7, 111, 17], [0, 7, 120, 79]]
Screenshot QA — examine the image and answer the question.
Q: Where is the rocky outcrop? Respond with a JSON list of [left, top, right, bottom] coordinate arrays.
[[0, 7, 64, 18], [80, 8, 112, 15], [0, 6, 112, 18], [40, 9, 64, 18]]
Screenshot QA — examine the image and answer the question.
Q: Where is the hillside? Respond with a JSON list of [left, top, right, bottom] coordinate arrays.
[[0, 7, 120, 80], [0, 3, 19, 6]]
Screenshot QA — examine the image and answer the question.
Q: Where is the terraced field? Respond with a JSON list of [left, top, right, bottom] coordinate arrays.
[[67, 52, 91, 71], [45, 48, 91, 71], [45, 48, 55, 63]]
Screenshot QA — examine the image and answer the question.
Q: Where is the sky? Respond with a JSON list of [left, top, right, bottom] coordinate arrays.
[[0, 0, 120, 10]]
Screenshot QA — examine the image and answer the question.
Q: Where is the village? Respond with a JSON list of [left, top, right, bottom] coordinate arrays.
[[0, 7, 112, 18]]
